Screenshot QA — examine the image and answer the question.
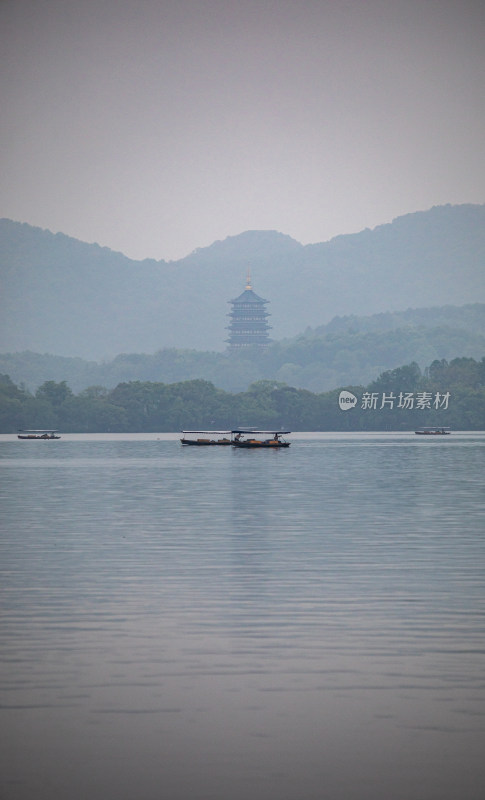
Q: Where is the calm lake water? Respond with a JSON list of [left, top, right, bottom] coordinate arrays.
[[1, 432, 485, 800]]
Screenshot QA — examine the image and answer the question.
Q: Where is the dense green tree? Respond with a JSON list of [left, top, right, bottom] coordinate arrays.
[[35, 380, 73, 406], [0, 375, 32, 430], [368, 362, 423, 393]]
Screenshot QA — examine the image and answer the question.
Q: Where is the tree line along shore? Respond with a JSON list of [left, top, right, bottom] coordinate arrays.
[[1, 357, 484, 433]]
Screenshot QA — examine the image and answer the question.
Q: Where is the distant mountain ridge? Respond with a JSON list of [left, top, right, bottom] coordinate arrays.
[[1, 203, 485, 359], [307, 303, 485, 338]]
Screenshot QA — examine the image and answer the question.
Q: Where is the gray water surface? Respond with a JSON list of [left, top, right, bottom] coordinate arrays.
[[1, 432, 484, 800]]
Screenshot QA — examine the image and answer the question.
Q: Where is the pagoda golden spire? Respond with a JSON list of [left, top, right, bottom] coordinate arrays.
[[245, 268, 252, 290]]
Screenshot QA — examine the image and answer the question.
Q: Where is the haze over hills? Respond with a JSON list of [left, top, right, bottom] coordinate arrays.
[[1, 203, 484, 360], [1, 303, 483, 395]]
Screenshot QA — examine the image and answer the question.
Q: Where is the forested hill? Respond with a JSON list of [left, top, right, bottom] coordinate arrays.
[[1, 304, 483, 394], [306, 303, 485, 338], [1, 203, 485, 359]]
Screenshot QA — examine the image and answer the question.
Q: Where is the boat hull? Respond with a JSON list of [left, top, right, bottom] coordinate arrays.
[[415, 431, 450, 435], [181, 439, 231, 445], [18, 434, 61, 440], [233, 441, 290, 448]]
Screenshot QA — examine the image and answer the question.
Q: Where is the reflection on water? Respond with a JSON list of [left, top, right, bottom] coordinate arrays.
[[1, 433, 485, 800]]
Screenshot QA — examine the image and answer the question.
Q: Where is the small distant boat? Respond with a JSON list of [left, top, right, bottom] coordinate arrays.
[[231, 430, 291, 448], [17, 429, 61, 440], [180, 431, 232, 445], [415, 427, 451, 435]]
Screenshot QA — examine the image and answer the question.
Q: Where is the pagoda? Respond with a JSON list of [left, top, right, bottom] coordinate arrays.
[[226, 272, 272, 350]]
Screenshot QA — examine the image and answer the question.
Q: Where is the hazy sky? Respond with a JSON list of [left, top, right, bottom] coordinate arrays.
[[1, 0, 484, 261]]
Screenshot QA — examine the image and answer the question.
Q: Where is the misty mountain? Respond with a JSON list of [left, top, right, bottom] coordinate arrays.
[[305, 302, 485, 338], [1, 203, 484, 360]]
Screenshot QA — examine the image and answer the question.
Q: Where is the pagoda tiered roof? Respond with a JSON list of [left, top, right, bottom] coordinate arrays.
[[226, 274, 272, 349], [230, 287, 269, 305]]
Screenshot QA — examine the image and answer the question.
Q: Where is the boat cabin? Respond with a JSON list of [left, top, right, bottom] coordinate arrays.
[[415, 427, 451, 435], [17, 429, 61, 440], [231, 430, 291, 448]]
